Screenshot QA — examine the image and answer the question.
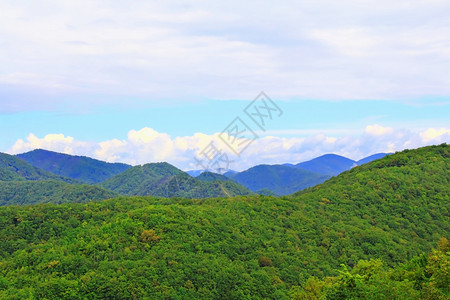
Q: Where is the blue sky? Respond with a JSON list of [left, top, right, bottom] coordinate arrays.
[[1, 1, 449, 170]]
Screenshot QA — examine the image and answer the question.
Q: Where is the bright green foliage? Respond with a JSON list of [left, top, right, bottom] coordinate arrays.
[[0, 144, 447, 298], [17, 149, 131, 184], [100, 162, 253, 198], [293, 238, 449, 299], [292, 143, 449, 266], [0, 180, 118, 206]]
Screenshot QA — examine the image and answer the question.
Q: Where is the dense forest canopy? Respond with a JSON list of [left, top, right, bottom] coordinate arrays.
[[0, 144, 448, 298]]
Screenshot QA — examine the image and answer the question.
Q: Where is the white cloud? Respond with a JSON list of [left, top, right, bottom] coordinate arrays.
[[365, 124, 394, 136], [10, 133, 92, 156], [420, 128, 450, 143], [0, 0, 450, 113], [9, 125, 450, 171]]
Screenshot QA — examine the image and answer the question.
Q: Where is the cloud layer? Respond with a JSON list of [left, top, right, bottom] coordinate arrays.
[[1, 0, 450, 112], [10, 125, 450, 171]]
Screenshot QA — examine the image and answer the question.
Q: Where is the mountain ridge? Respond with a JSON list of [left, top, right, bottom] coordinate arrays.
[[0, 152, 76, 183], [100, 162, 253, 198], [0, 144, 447, 298], [17, 149, 131, 184], [226, 164, 330, 195]]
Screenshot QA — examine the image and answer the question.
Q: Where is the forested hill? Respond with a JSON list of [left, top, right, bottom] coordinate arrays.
[[0, 144, 447, 298], [0, 152, 75, 183], [290, 142, 449, 262], [0, 180, 119, 206], [0, 152, 118, 206], [17, 149, 131, 184], [100, 162, 253, 198]]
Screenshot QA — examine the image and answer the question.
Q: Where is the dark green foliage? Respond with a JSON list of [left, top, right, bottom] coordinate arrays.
[[100, 162, 253, 198], [229, 164, 330, 195], [0, 152, 116, 206], [0, 144, 448, 299], [196, 171, 230, 182], [17, 149, 131, 184], [0, 181, 118, 206], [0, 152, 75, 183], [99, 162, 185, 195]]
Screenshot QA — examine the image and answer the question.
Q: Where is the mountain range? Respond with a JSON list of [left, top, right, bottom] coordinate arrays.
[[99, 162, 253, 198], [17, 149, 131, 184], [225, 164, 330, 195], [0, 148, 391, 205], [215, 153, 389, 195], [0, 144, 447, 298], [0, 152, 118, 206]]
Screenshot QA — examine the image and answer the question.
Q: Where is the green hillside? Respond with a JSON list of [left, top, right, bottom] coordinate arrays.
[[0, 180, 118, 206], [99, 162, 183, 195], [196, 171, 230, 182], [0, 144, 447, 298], [229, 164, 330, 195], [100, 162, 253, 198], [0, 152, 75, 183], [17, 149, 131, 184], [0, 152, 117, 206]]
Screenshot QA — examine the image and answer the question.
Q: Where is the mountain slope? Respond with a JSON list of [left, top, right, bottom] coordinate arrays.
[[17, 149, 131, 184], [99, 162, 184, 195], [357, 152, 389, 165], [229, 164, 330, 195], [100, 162, 253, 198], [0, 152, 75, 183], [0, 180, 118, 206], [0, 144, 447, 298], [196, 171, 231, 182], [0, 152, 118, 206], [295, 153, 357, 176], [292, 143, 449, 263]]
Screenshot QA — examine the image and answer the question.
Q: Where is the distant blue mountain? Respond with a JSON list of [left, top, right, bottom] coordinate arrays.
[[196, 172, 231, 182], [294, 154, 357, 176], [226, 152, 391, 195], [187, 168, 236, 177], [186, 170, 205, 177], [17, 149, 132, 184], [357, 153, 390, 165], [227, 164, 330, 196]]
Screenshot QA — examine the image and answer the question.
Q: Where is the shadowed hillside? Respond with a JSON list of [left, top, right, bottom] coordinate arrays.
[[17, 149, 131, 184]]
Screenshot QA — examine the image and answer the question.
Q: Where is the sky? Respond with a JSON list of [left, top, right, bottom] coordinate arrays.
[[1, 0, 449, 171]]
